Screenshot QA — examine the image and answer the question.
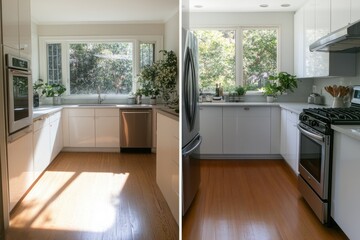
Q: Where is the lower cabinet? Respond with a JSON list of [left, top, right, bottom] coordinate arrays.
[[199, 106, 223, 154], [8, 132, 34, 211], [33, 117, 51, 179], [223, 107, 271, 154], [332, 131, 360, 239], [280, 109, 299, 173], [65, 108, 120, 148], [156, 112, 179, 224]]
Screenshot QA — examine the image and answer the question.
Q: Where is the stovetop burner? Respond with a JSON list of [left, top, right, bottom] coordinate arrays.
[[303, 107, 360, 123]]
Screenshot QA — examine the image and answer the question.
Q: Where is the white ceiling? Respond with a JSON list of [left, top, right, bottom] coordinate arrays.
[[189, 0, 307, 12], [31, 0, 179, 24]]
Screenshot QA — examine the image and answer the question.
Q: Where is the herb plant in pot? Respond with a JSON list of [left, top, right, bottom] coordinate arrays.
[[34, 79, 67, 105], [263, 72, 297, 103]]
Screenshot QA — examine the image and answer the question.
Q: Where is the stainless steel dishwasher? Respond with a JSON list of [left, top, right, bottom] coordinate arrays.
[[120, 108, 152, 152]]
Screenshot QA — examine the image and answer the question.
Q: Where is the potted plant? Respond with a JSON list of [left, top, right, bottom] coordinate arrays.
[[262, 72, 297, 102], [34, 79, 67, 105], [138, 64, 159, 105]]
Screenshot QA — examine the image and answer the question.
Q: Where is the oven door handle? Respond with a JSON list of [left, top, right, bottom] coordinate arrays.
[[9, 69, 32, 76], [297, 125, 324, 142]]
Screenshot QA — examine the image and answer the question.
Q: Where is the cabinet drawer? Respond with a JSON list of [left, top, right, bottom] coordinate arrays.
[[33, 117, 49, 131], [225, 106, 270, 117], [49, 111, 61, 123], [68, 108, 94, 117], [287, 111, 299, 123], [95, 108, 119, 117]]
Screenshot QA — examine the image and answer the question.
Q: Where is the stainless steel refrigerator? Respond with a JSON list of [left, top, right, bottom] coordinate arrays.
[[182, 29, 202, 215]]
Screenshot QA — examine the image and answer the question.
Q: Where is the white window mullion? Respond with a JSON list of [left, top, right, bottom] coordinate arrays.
[[236, 28, 243, 86], [62, 42, 70, 95]]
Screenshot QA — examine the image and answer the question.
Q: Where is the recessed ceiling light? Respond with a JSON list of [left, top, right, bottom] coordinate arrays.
[[281, 4, 291, 7], [259, 4, 269, 8], [194, 5, 203, 8]]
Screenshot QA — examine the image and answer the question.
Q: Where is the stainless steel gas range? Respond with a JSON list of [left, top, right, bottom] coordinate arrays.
[[298, 86, 360, 224]]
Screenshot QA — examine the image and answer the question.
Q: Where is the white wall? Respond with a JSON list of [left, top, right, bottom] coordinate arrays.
[[190, 12, 294, 74], [164, 11, 179, 57], [37, 23, 164, 36]]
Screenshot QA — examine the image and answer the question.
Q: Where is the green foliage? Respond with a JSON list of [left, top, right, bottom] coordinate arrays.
[[262, 72, 297, 96], [234, 86, 246, 96], [138, 50, 177, 103], [69, 43, 133, 94], [34, 79, 67, 97]]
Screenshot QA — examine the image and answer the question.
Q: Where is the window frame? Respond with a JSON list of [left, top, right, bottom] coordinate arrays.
[[194, 26, 280, 94], [39, 35, 163, 98]]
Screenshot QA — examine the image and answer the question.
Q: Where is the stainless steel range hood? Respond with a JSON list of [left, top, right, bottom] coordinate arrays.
[[310, 21, 360, 52]]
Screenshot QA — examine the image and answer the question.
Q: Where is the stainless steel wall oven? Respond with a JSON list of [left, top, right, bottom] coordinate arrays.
[[5, 54, 32, 139]]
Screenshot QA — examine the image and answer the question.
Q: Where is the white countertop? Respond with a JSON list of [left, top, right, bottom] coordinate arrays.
[[331, 125, 360, 141], [199, 102, 326, 115]]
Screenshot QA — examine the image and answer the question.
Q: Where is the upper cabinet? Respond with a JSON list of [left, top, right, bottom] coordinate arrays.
[[331, 0, 351, 31], [294, 0, 356, 78], [1, 0, 32, 59], [352, 1, 360, 23]]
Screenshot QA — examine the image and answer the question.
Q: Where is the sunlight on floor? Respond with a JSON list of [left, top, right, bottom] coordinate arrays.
[[10, 171, 130, 233]]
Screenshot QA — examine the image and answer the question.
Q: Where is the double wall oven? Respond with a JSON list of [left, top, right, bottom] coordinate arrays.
[[298, 87, 360, 224], [5, 54, 33, 141]]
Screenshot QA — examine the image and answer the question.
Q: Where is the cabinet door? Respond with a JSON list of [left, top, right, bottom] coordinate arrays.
[[315, 0, 330, 77], [69, 116, 95, 147], [156, 113, 179, 224], [294, 7, 305, 78], [223, 107, 271, 154], [50, 118, 63, 161], [95, 117, 120, 147], [351, 0, 360, 23], [199, 107, 222, 154], [8, 132, 34, 210], [286, 111, 299, 173], [18, 0, 31, 59], [280, 109, 287, 158], [2, 0, 20, 50], [304, 0, 316, 77], [33, 123, 51, 179], [331, 0, 351, 31]]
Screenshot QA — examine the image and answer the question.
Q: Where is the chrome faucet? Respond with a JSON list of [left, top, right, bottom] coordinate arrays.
[[97, 86, 104, 104]]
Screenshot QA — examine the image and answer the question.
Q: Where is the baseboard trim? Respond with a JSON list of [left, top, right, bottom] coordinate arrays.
[[62, 147, 120, 152], [198, 154, 283, 160]]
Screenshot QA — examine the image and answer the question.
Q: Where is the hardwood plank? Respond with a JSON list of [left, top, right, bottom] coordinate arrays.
[[6, 152, 178, 240], [183, 159, 348, 240]]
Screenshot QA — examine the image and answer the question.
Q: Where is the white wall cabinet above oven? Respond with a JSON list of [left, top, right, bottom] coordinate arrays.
[[1, 0, 32, 59]]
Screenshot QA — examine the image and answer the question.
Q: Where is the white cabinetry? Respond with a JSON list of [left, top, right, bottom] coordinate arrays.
[[294, 7, 305, 77], [223, 107, 271, 154], [156, 113, 179, 224], [303, 0, 316, 78], [95, 109, 120, 147], [68, 109, 95, 147], [332, 131, 360, 239], [49, 111, 63, 160], [8, 132, 34, 210], [33, 117, 51, 179], [280, 109, 299, 173], [331, 0, 351, 31], [1, 0, 31, 58], [65, 107, 120, 149], [351, 1, 360, 23], [199, 107, 222, 154]]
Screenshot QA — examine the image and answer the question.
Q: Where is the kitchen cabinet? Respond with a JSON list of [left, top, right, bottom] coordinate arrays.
[[223, 107, 271, 154], [331, 0, 351, 31], [64, 107, 120, 149], [33, 117, 51, 179], [49, 111, 63, 161], [304, 0, 316, 78], [199, 106, 223, 154], [95, 109, 120, 147], [352, 1, 360, 23], [280, 109, 299, 173], [332, 131, 360, 239], [1, 0, 31, 58], [8, 131, 34, 210], [294, 7, 305, 77], [68, 109, 96, 147], [156, 112, 179, 224]]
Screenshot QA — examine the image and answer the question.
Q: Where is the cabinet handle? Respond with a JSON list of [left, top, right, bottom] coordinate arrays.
[[244, 107, 250, 110]]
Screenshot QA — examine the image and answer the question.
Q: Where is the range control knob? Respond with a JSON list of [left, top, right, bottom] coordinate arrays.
[[310, 120, 318, 127], [301, 115, 309, 121]]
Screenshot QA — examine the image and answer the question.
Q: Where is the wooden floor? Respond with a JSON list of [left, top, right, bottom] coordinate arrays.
[[6, 152, 178, 240], [183, 159, 348, 240]]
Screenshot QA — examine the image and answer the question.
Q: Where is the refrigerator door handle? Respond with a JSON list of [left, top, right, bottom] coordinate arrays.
[[182, 135, 202, 157]]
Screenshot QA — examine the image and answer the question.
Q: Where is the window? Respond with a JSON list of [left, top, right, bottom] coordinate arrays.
[[39, 36, 162, 97], [69, 42, 133, 94], [195, 27, 279, 93], [47, 44, 62, 85], [140, 43, 155, 69]]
